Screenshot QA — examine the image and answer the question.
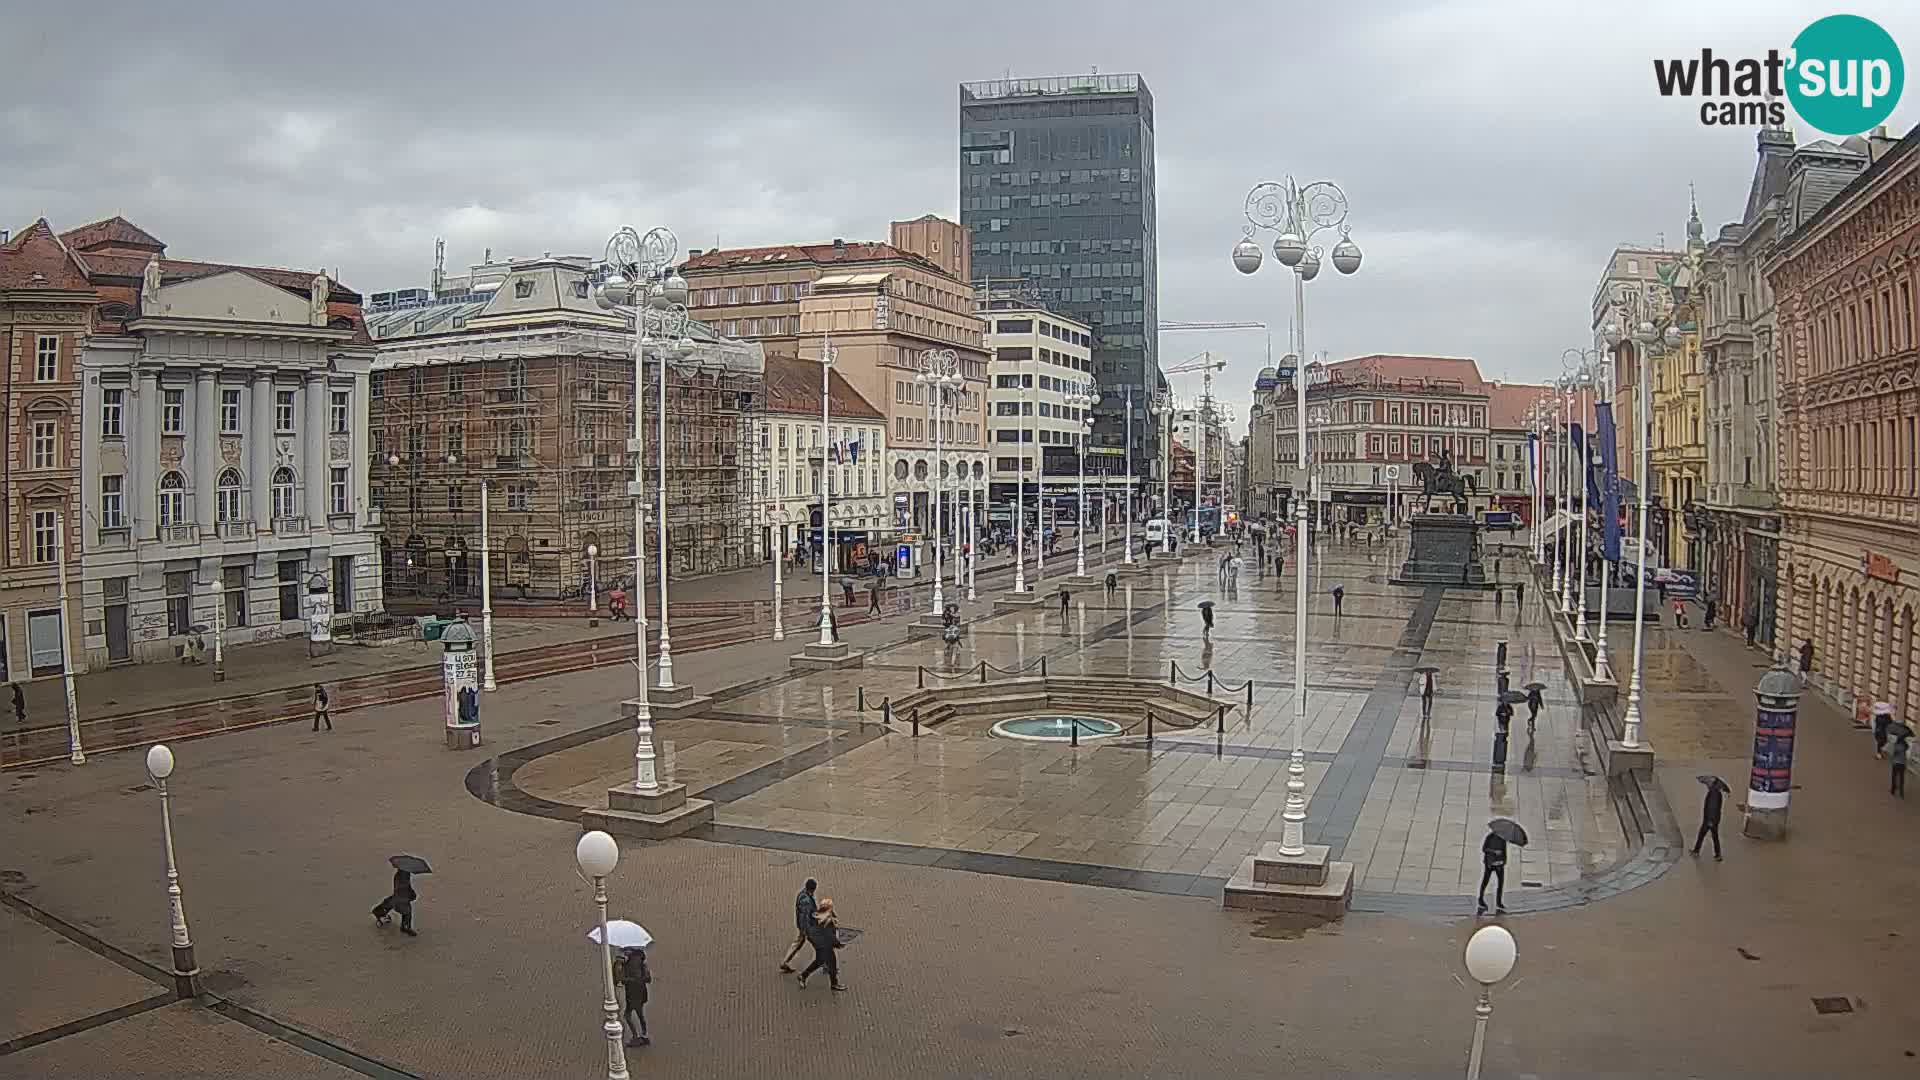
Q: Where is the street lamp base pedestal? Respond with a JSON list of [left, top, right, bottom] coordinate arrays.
[[993, 592, 1049, 614], [1062, 574, 1101, 589], [1604, 738, 1656, 776], [170, 946, 201, 999], [1148, 550, 1182, 563], [1742, 805, 1790, 841], [585, 782, 714, 840], [790, 641, 866, 673], [1223, 842, 1353, 919]]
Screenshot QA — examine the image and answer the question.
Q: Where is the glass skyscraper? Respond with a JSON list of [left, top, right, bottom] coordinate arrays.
[[959, 73, 1159, 479]]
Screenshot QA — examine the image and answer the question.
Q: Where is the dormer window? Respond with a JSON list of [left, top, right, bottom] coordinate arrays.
[[514, 278, 535, 299]]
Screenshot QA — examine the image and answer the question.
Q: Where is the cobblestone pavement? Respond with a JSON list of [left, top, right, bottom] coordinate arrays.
[[5, 540, 1920, 1078]]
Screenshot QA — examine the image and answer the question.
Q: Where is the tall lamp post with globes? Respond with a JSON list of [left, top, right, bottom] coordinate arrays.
[[966, 462, 980, 602], [1604, 294, 1673, 750], [917, 349, 962, 616], [145, 744, 201, 998], [1463, 925, 1518, 1080], [1566, 345, 1614, 681], [1234, 175, 1363, 857], [575, 830, 629, 1080], [815, 338, 838, 647], [1072, 381, 1100, 577], [594, 224, 689, 792]]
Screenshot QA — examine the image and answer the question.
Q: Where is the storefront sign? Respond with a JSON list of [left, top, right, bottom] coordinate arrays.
[[1861, 550, 1900, 584]]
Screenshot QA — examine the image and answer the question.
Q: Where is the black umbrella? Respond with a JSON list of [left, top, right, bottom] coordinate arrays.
[[1523, 681, 1547, 692], [389, 854, 433, 875], [1414, 665, 1441, 676], [1198, 601, 1214, 610], [1487, 818, 1529, 846], [1498, 690, 1528, 706], [1695, 775, 1731, 793]]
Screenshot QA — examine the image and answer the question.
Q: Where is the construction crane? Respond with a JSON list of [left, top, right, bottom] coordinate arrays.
[[1159, 320, 1273, 366], [1158, 351, 1232, 541]]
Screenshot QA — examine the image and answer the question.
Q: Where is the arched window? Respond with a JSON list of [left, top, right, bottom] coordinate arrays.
[[508, 421, 530, 457], [507, 359, 528, 396], [158, 471, 186, 527], [271, 467, 297, 521], [216, 468, 244, 524]]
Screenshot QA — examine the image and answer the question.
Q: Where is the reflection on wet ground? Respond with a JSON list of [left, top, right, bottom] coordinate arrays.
[[506, 543, 1634, 909]]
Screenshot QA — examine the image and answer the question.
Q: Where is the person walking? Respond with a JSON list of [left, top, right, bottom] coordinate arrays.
[[1331, 584, 1345, 617], [1476, 829, 1508, 915], [1743, 609, 1760, 647], [1892, 731, 1910, 799], [1704, 596, 1718, 631], [1059, 587, 1071, 619], [371, 868, 418, 936], [312, 683, 332, 732], [10, 683, 23, 727], [796, 897, 845, 991], [1103, 571, 1118, 604], [1525, 684, 1543, 733], [608, 586, 628, 622], [616, 947, 651, 1046], [1692, 780, 1724, 860], [841, 576, 856, 608], [1671, 596, 1688, 628], [1420, 672, 1435, 716], [1873, 702, 1895, 759], [1198, 601, 1215, 637], [867, 577, 883, 615], [778, 878, 818, 973]]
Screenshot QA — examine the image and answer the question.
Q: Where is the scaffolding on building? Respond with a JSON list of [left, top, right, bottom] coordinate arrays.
[[370, 327, 763, 602]]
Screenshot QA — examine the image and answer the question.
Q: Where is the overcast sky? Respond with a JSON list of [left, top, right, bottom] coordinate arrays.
[[5, 0, 1916, 433]]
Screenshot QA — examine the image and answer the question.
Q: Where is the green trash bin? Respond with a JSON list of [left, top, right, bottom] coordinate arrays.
[[419, 616, 453, 642]]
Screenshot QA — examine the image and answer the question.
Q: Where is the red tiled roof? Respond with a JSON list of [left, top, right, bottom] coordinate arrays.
[[0, 219, 93, 291], [762, 354, 884, 420], [684, 240, 943, 276], [1325, 354, 1487, 390], [1485, 381, 1555, 431], [59, 215, 165, 255]]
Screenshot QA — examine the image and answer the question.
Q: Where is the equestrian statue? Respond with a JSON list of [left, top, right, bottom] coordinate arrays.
[[1412, 450, 1474, 515]]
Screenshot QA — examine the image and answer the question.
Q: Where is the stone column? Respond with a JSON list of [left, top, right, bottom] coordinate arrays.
[[136, 369, 160, 537], [194, 372, 218, 532], [304, 373, 327, 524], [250, 371, 272, 527]]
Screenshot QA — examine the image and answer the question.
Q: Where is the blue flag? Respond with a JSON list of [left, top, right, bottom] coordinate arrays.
[[1594, 402, 1621, 562]]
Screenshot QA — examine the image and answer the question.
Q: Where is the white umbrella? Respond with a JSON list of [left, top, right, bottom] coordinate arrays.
[[586, 920, 653, 949]]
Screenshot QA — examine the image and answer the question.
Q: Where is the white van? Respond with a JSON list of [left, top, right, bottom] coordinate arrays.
[[1144, 518, 1169, 546]]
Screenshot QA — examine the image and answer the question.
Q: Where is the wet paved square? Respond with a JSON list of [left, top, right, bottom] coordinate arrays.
[[515, 543, 1629, 907]]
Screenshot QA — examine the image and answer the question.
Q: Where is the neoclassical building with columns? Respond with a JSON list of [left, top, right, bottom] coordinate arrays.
[[1769, 128, 1920, 722], [66, 218, 380, 667]]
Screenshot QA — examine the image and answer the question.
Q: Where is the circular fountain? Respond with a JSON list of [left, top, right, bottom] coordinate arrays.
[[991, 715, 1123, 743]]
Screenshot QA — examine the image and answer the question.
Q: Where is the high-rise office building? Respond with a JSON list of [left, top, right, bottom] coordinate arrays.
[[960, 73, 1158, 480]]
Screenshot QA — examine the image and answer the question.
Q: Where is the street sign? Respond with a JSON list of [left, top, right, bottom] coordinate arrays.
[[1385, 465, 1401, 481]]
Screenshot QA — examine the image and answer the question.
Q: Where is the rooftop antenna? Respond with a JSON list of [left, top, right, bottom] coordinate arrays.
[[432, 237, 446, 297]]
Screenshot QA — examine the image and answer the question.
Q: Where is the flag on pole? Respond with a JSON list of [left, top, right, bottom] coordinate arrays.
[[848, 440, 861, 466], [1595, 401, 1621, 561]]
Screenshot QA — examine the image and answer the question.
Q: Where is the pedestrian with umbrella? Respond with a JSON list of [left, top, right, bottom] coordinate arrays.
[[1104, 570, 1118, 604], [1891, 724, 1912, 800], [1872, 701, 1896, 759], [1198, 600, 1215, 638], [1692, 776, 1728, 860], [1523, 682, 1546, 733], [1479, 820, 1526, 915], [372, 855, 429, 936], [1331, 583, 1345, 617], [590, 921, 655, 1047]]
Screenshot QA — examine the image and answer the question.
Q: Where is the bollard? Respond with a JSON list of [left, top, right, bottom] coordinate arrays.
[[1207, 671, 1216, 695], [912, 710, 921, 738], [1246, 680, 1254, 711], [1216, 705, 1225, 733], [858, 686, 866, 713], [1169, 660, 1177, 682], [881, 696, 892, 728], [1041, 656, 1048, 678], [917, 666, 925, 689], [1147, 710, 1155, 746], [1071, 718, 1080, 747], [979, 661, 987, 684], [1495, 639, 1509, 672]]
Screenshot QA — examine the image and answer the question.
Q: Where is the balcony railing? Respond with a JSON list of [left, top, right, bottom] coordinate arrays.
[[161, 524, 201, 544], [218, 520, 255, 540], [273, 515, 310, 536]]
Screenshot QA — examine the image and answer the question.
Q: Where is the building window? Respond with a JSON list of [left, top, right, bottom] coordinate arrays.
[[330, 467, 349, 515], [165, 571, 193, 636], [448, 484, 465, 512], [221, 389, 242, 433], [100, 475, 125, 529], [333, 555, 354, 613], [30, 511, 56, 564], [101, 388, 124, 437], [275, 390, 296, 433], [217, 468, 245, 523], [223, 565, 248, 628], [158, 472, 186, 526], [330, 391, 350, 433], [271, 467, 298, 521], [34, 335, 57, 382], [163, 389, 184, 433], [278, 559, 304, 622], [507, 483, 530, 511], [30, 421, 56, 469]]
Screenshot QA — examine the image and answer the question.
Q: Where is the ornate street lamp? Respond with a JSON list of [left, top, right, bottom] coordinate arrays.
[[1605, 294, 1664, 748], [1234, 175, 1362, 858], [916, 349, 962, 616]]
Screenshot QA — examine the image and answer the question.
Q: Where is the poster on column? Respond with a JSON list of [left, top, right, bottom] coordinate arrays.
[[443, 648, 480, 733]]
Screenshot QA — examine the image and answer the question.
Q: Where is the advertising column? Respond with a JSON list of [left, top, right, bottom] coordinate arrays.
[[440, 620, 481, 749]]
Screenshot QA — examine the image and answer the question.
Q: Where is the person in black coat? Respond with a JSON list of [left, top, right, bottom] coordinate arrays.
[[616, 947, 651, 1046], [796, 897, 845, 991], [1477, 831, 1508, 915], [1525, 686, 1544, 733], [1798, 640, 1814, 683], [371, 869, 418, 935], [779, 878, 817, 973], [1692, 782, 1724, 861]]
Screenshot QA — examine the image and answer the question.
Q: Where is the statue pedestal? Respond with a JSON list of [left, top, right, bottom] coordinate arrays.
[[1390, 513, 1490, 587]]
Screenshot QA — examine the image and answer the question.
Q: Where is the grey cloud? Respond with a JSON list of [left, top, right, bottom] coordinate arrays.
[[4, 0, 1917, 432]]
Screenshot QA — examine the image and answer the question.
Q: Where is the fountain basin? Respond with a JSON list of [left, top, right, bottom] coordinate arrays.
[[991, 715, 1124, 743]]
